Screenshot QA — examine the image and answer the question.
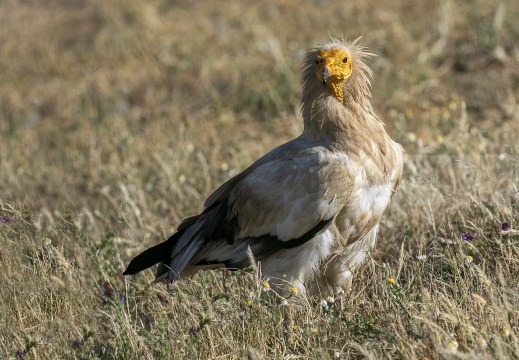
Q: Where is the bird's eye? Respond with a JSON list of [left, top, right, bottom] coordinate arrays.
[[342, 57, 348, 63], [315, 59, 319, 65]]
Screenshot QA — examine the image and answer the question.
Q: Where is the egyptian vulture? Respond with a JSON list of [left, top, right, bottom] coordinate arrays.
[[124, 38, 404, 296]]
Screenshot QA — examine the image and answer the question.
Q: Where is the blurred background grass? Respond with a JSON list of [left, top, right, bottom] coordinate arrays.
[[1, 0, 518, 358]]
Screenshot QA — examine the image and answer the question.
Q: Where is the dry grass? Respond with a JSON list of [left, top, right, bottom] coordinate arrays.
[[1, 0, 519, 358]]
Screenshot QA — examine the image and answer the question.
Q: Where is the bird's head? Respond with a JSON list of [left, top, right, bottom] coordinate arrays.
[[301, 38, 373, 111], [314, 48, 353, 102]]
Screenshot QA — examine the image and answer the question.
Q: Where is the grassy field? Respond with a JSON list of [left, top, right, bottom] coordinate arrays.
[[1, 0, 519, 358]]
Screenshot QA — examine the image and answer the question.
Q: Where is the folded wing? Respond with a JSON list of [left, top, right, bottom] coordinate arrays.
[[124, 140, 351, 282]]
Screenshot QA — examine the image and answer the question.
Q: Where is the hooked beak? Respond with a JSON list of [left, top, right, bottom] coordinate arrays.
[[321, 67, 330, 87]]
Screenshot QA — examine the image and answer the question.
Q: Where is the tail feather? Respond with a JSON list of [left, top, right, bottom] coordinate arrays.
[[165, 233, 206, 282], [152, 221, 206, 282], [124, 201, 231, 282], [163, 201, 230, 282], [122, 233, 180, 275]]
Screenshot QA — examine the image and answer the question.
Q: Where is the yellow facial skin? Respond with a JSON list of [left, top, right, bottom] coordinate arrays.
[[315, 48, 352, 102]]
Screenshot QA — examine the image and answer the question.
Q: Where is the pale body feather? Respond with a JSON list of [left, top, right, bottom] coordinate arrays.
[[188, 134, 403, 295]]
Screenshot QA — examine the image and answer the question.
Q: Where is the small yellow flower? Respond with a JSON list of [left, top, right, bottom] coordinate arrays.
[[465, 255, 473, 264], [448, 341, 459, 353], [43, 237, 52, 246], [282, 274, 287, 278], [262, 281, 270, 292], [407, 132, 417, 142], [319, 299, 328, 308], [388, 278, 395, 284], [326, 296, 335, 304], [246, 299, 253, 307], [219, 161, 229, 171], [291, 287, 298, 294], [358, 299, 365, 306], [502, 328, 510, 337], [279, 297, 288, 306], [311, 327, 318, 334]]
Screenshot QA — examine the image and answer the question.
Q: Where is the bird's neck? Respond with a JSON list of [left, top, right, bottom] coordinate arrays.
[[301, 94, 397, 176], [301, 94, 383, 145]]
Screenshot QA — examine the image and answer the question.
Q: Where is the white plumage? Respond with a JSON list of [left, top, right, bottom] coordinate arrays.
[[124, 38, 404, 296]]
